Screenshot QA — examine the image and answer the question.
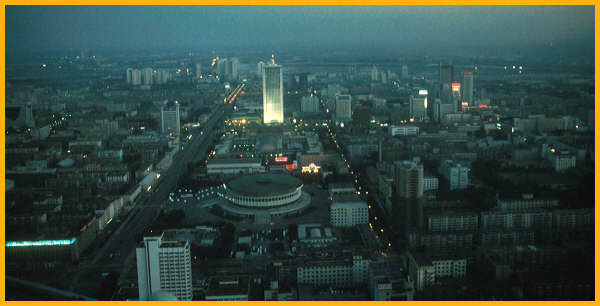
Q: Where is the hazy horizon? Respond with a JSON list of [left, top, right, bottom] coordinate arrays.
[[6, 6, 595, 60]]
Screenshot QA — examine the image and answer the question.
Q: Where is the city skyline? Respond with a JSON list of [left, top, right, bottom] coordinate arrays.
[[4, 4, 595, 302]]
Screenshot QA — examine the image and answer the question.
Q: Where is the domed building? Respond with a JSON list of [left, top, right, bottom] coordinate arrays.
[[225, 173, 303, 208], [219, 173, 311, 222]]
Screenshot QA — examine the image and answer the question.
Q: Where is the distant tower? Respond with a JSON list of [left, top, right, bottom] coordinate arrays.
[[439, 62, 454, 102], [401, 64, 409, 80], [257, 61, 265, 77], [463, 71, 474, 106], [371, 65, 379, 81], [262, 59, 284, 124], [136, 233, 192, 301], [196, 62, 202, 78]]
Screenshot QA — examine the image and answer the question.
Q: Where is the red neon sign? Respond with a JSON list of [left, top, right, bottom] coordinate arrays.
[[452, 83, 461, 92], [285, 164, 294, 170], [275, 157, 288, 162]]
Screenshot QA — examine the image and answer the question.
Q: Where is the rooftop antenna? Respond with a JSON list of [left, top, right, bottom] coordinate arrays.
[[271, 52, 275, 65]]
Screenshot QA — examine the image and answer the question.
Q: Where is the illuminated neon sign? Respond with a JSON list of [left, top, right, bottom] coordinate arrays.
[[285, 164, 295, 170], [452, 83, 461, 92], [275, 157, 288, 162], [6, 238, 76, 247]]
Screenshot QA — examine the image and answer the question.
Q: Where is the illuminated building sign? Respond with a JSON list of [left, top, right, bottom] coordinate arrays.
[[285, 164, 295, 170], [275, 157, 288, 162], [418, 90, 428, 95], [6, 238, 76, 247], [452, 83, 461, 92], [461, 102, 469, 110], [301, 162, 320, 173]]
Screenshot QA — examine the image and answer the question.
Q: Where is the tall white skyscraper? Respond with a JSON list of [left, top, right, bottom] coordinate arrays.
[[262, 63, 284, 124], [136, 233, 193, 301], [463, 71, 474, 106], [161, 101, 180, 136], [196, 62, 202, 78], [410, 90, 428, 121]]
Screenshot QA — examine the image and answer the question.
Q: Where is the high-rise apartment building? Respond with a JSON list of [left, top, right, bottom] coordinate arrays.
[[161, 101, 180, 136], [394, 160, 424, 199], [142, 67, 153, 85], [136, 233, 193, 301], [262, 64, 284, 124]]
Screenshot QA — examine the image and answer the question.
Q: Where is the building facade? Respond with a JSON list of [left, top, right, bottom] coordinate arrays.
[[263, 64, 284, 124], [136, 234, 193, 301]]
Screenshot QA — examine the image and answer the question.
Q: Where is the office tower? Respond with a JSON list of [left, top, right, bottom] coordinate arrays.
[[196, 62, 202, 78], [301, 95, 320, 113], [463, 71, 474, 106], [409, 90, 428, 121], [155, 69, 167, 84], [131, 69, 142, 85], [142, 67, 153, 85], [352, 104, 371, 130], [136, 233, 193, 301], [371, 65, 379, 81], [439, 62, 454, 102], [380, 71, 387, 84], [335, 94, 352, 122], [257, 61, 265, 77], [126, 68, 133, 84], [439, 160, 469, 190], [161, 101, 180, 136], [262, 63, 284, 124], [401, 64, 409, 80]]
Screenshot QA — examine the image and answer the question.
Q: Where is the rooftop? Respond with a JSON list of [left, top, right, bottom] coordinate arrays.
[[226, 173, 302, 197]]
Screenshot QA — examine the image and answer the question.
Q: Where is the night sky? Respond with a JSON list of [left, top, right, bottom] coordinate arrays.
[[6, 6, 595, 55]]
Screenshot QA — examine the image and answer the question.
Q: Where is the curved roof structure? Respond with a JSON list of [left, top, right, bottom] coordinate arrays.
[[226, 173, 302, 197]]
